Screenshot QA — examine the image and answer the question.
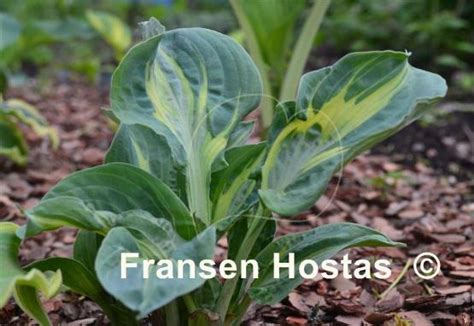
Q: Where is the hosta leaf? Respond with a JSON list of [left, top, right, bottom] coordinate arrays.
[[24, 163, 197, 239], [23, 197, 112, 237], [0, 98, 58, 148], [139, 17, 166, 40], [250, 223, 403, 304], [234, 0, 305, 69], [0, 13, 21, 51], [26, 258, 137, 326], [105, 123, 186, 199], [0, 222, 62, 326], [193, 278, 221, 311], [73, 230, 103, 274], [24, 197, 191, 250], [85, 10, 131, 57], [32, 18, 95, 42], [227, 120, 255, 150], [260, 51, 447, 215], [111, 27, 261, 224], [0, 118, 28, 165], [210, 143, 266, 223], [96, 226, 215, 318], [227, 218, 276, 306]]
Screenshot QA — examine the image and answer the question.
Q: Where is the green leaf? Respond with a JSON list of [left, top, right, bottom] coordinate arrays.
[[24, 163, 197, 239], [73, 230, 103, 274], [279, 0, 330, 101], [13, 286, 50, 326], [0, 13, 21, 51], [0, 98, 58, 148], [0, 118, 28, 165], [105, 123, 185, 198], [227, 217, 276, 306], [95, 226, 216, 318], [260, 51, 447, 216], [85, 10, 131, 58], [230, 0, 315, 127], [193, 278, 221, 311], [32, 18, 95, 42], [0, 222, 62, 326], [26, 257, 137, 326], [110, 27, 262, 224], [227, 120, 255, 150], [210, 143, 266, 223], [249, 223, 403, 304], [233, 0, 304, 70]]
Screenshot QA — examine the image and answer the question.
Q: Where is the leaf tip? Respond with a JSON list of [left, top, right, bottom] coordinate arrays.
[[138, 17, 166, 40]]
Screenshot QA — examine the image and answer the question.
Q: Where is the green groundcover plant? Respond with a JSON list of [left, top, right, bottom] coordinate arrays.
[[0, 21, 446, 326], [0, 96, 57, 165]]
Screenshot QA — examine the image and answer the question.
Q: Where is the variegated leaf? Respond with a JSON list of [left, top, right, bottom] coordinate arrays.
[[249, 223, 403, 304], [105, 123, 186, 199], [23, 163, 198, 240], [0, 118, 28, 165], [260, 51, 447, 216], [210, 143, 266, 224], [0, 222, 62, 326], [85, 10, 131, 58], [0, 98, 58, 148], [111, 28, 262, 224], [96, 226, 216, 318]]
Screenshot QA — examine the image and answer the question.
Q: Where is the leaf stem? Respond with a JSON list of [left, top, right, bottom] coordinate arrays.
[[230, 0, 274, 129], [214, 207, 268, 322], [379, 258, 412, 299], [228, 295, 252, 325], [165, 301, 180, 326], [183, 294, 197, 312], [279, 0, 331, 101]]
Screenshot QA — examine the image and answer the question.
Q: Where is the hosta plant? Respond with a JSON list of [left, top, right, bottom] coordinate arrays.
[[0, 96, 58, 165], [85, 10, 132, 61], [0, 21, 446, 326]]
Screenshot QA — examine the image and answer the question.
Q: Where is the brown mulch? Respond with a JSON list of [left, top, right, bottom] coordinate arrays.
[[1, 80, 473, 325]]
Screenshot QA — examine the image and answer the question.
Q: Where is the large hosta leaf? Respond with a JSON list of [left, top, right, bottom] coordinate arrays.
[[260, 51, 447, 215], [96, 226, 215, 318], [111, 27, 261, 224], [23, 163, 197, 239], [0, 222, 62, 326], [249, 223, 403, 304]]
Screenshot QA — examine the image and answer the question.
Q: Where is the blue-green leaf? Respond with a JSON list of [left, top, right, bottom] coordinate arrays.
[[24, 163, 197, 239], [0, 13, 21, 51], [250, 223, 404, 304], [105, 123, 185, 198], [95, 226, 216, 318], [260, 51, 447, 216]]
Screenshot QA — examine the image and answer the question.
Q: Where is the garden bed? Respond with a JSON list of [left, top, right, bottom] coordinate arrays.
[[1, 80, 472, 325]]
